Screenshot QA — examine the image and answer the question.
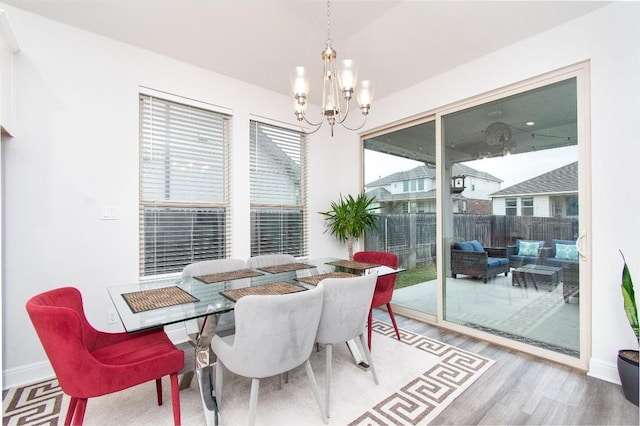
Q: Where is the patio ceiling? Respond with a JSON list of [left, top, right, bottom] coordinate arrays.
[[365, 79, 578, 165]]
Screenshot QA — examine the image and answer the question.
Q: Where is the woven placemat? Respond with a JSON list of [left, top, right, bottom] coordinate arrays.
[[257, 263, 316, 274], [220, 281, 306, 302], [195, 269, 264, 284], [326, 259, 380, 270], [122, 286, 199, 314], [296, 272, 359, 286]]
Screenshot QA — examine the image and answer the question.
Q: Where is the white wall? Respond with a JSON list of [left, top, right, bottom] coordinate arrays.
[[0, 5, 360, 387], [363, 2, 640, 384], [3, 2, 639, 389]]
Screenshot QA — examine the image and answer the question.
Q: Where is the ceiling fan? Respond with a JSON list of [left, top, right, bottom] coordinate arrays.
[[484, 121, 512, 146]]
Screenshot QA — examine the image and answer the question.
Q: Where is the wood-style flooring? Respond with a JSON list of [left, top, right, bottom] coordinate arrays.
[[373, 310, 639, 425]]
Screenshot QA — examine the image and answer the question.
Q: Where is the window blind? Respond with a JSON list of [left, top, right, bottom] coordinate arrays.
[[249, 120, 307, 257], [139, 94, 231, 276]]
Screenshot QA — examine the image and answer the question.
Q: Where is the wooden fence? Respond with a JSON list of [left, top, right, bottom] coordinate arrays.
[[363, 213, 579, 269]]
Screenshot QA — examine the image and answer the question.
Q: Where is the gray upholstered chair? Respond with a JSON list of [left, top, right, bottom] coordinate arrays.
[[246, 253, 295, 269], [180, 259, 247, 389], [211, 285, 327, 426], [181, 258, 248, 337], [182, 258, 247, 278], [315, 273, 379, 418]]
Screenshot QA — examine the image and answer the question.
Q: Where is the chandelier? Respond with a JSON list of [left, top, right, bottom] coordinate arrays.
[[291, 0, 374, 136]]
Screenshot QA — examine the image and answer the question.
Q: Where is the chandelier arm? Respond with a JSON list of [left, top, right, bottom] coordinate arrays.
[[300, 121, 324, 136], [335, 98, 352, 125], [338, 114, 368, 132], [299, 112, 324, 128], [296, 112, 324, 135]]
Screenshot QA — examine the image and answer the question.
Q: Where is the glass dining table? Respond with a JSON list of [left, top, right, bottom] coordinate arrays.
[[107, 257, 403, 425]]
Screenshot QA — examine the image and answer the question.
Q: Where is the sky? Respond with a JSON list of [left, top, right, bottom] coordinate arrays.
[[364, 145, 578, 190]]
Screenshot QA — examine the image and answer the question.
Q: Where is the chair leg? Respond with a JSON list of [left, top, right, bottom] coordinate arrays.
[[367, 309, 374, 350], [72, 398, 87, 426], [169, 372, 181, 426], [64, 397, 78, 426], [248, 378, 260, 426], [359, 333, 379, 385], [325, 344, 333, 418], [215, 360, 223, 408], [386, 303, 401, 341], [156, 377, 163, 405], [304, 359, 328, 425]]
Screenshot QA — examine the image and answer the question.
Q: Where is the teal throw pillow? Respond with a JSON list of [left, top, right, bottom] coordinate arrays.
[[555, 243, 578, 260], [518, 241, 539, 257]]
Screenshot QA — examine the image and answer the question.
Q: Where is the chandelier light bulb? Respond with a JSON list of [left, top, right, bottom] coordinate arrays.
[[357, 80, 374, 113], [338, 59, 358, 95], [291, 66, 310, 98]]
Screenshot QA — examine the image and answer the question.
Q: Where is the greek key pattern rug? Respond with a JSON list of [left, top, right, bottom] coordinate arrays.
[[3, 321, 494, 426], [349, 321, 494, 425]]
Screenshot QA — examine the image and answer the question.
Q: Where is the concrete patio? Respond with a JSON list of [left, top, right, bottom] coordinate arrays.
[[391, 273, 580, 356]]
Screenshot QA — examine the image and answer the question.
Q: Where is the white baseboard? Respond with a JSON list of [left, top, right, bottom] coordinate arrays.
[[2, 360, 54, 391], [588, 357, 621, 385]]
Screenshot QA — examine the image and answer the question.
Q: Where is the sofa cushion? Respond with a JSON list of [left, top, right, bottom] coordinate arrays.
[[487, 257, 509, 267], [469, 240, 485, 253], [454, 240, 485, 252], [518, 241, 541, 257], [454, 241, 474, 251]]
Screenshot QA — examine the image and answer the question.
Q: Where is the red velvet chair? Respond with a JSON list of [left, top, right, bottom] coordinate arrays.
[[26, 287, 184, 426], [353, 251, 402, 350]]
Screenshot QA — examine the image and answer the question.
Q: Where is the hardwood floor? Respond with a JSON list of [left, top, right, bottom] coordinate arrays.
[[374, 310, 639, 425]]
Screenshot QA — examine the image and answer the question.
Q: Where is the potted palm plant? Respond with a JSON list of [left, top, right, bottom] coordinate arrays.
[[618, 251, 638, 406], [319, 193, 378, 260]]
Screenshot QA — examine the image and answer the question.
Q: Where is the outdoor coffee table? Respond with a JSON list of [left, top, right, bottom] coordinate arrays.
[[512, 264, 563, 292]]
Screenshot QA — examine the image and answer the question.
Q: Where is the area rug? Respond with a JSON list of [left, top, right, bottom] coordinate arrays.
[[3, 321, 494, 425]]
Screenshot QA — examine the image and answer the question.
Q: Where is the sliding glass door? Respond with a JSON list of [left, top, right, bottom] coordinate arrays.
[[362, 65, 589, 368], [441, 77, 581, 359]]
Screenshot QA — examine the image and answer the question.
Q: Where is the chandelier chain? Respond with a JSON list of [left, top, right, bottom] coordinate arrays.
[[326, 0, 332, 46]]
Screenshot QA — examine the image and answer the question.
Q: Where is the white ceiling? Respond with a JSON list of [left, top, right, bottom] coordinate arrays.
[[1, 1, 609, 104]]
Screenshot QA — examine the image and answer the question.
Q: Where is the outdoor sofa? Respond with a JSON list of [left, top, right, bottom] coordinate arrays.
[[451, 240, 510, 283], [507, 238, 579, 302]]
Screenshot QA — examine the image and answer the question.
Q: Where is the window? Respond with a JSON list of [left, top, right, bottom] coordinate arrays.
[[403, 180, 409, 192], [522, 197, 534, 216], [250, 120, 307, 257], [418, 179, 424, 191], [566, 196, 579, 216], [410, 180, 417, 191], [506, 198, 517, 216], [139, 93, 231, 276]]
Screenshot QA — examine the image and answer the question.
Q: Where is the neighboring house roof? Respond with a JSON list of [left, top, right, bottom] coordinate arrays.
[[366, 163, 502, 187], [256, 125, 300, 183], [366, 187, 392, 200], [368, 189, 438, 202], [490, 161, 577, 197]]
